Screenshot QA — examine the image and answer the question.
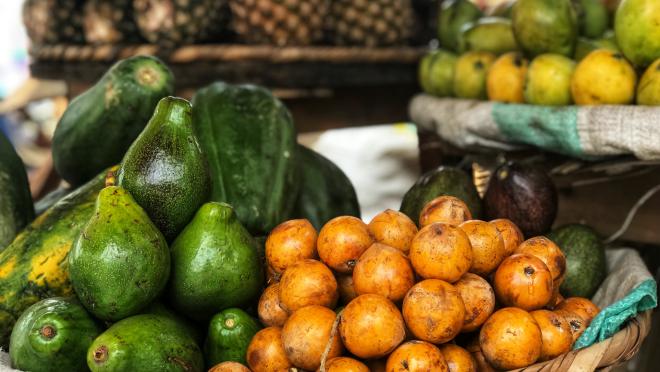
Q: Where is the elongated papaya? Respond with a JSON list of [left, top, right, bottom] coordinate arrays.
[[0, 169, 106, 347]]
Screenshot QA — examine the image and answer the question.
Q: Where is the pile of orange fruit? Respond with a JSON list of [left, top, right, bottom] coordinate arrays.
[[217, 195, 601, 372]]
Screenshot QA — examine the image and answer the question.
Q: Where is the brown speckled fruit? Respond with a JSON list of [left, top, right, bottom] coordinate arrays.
[[368, 209, 418, 254], [317, 357, 369, 372], [402, 279, 466, 344], [459, 220, 506, 276], [318, 216, 374, 273], [454, 273, 496, 332], [337, 273, 358, 305], [494, 254, 554, 311], [479, 307, 542, 370], [530, 309, 573, 361], [554, 309, 587, 343], [246, 327, 294, 372], [409, 223, 473, 283], [339, 294, 406, 359], [556, 297, 600, 325], [208, 361, 251, 372], [439, 344, 477, 372], [282, 305, 343, 370], [419, 196, 472, 227], [278, 259, 338, 312], [266, 219, 318, 274], [386, 340, 449, 372], [490, 218, 524, 256], [352, 243, 415, 302], [258, 283, 289, 327], [516, 236, 566, 285]]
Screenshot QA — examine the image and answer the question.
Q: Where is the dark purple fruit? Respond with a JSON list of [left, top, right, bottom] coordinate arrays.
[[483, 162, 557, 237]]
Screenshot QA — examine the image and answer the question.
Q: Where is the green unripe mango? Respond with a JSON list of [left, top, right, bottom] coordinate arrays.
[[459, 17, 518, 55], [418, 49, 458, 97], [615, 0, 660, 67], [574, 0, 609, 38], [512, 0, 578, 57], [438, 0, 482, 52]]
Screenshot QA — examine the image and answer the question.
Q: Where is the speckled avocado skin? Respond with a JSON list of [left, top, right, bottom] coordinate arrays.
[[87, 314, 204, 372]]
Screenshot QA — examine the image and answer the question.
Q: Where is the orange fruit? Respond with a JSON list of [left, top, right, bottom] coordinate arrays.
[[266, 219, 318, 274], [493, 254, 554, 311], [419, 196, 472, 227], [402, 279, 466, 344], [556, 297, 600, 325], [208, 361, 251, 372], [258, 283, 289, 327], [454, 273, 496, 332], [439, 344, 477, 372], [282, 305, 343, 370], [352, 243, 415, 302], [368, 209, 418, 254], [317, 357, 369, 372], [554, 309, 587, 343], [246, 327, 294, 372], [479, 307, 542, 370], [318, 216, 373, 273], [515, 236, 567, 286], [386, 340, 449, 372], [490, 218, 524, 256], [409, 223, 473, 282], [459, 220, 506, 276], [337, 273, 358, 305], [530, 309, 573, 361], [278, 259, 338, 312], [339, 294, 406, 359]]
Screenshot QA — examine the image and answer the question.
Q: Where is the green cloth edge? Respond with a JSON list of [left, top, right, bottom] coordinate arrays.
[[574, 279, 657, 349], [491, 103, 584, 158]]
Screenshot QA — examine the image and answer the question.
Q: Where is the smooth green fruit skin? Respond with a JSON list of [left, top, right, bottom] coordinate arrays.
[[574, 36, 619, 61], [458, 17, 518, 55], [575, 0, 609, 38], [192, 83, 299, 236], [9, 297, 102, 372], [438, 0, 483, 52], [548, 224, 607, 298], [293, 145, 360, 230], [524, 54, 576, 105], [400, 166, 482, 224], [204, 308, 261, 367], [512, 0, 578, 57], [168, 202, 264, 322], [418, 50, 458, 97], [0, 131, 35, 248], [0, 169, 106, 348], [88, 314, 204, 372], [68, 186, 170, 321], [118, 96, 210, 241], [52, 55, 174, 186], [615, 0, 660, 67], [141, 302, 204, 344]]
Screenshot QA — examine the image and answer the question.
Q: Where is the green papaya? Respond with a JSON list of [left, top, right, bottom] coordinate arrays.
[[52, 55, 174, 186], [438, 0, 483, 52], [0, 168, 106, 347], [512, 0, 578, 57], [400, 166, 482, 224], [168, 202, 264, 321], [293, 145, 360, 230], [9, 297, 102, 372], [0, 131, 34, 248], [459, 17, 518, 55], [192, 82, 299, 235], [204, 308, 261, 367], [68, 186, 170, 321], [88, 314, 204, 372], [118, 96, 210, 241]]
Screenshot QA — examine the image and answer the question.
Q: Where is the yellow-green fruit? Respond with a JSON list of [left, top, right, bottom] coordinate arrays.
[[418, 50, 458, 97], [637, 59, 660, 105], [487, 52, 529, 103], [571, 49, 637, 105], [524, 54, 576, 105], [615, 0, 660, 67], [459, 17, 518, 56], [453, 52, 497, 99]]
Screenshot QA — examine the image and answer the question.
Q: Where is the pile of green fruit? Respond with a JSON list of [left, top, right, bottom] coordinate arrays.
[[0, 55, 361, 371], [420, 0, 660, 106]]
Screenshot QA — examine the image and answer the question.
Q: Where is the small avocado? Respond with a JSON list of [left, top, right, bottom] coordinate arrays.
[[205, 308, 261, 367]]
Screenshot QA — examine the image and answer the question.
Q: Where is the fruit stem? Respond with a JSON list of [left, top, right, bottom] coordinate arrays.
[[319, 309, 343, 372], [94, 346, 109, 363], [224, 318, 236, 329], [40, 325, 56, 339]]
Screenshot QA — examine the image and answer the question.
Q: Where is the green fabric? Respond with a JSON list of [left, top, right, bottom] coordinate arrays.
[[575, 279, 657, 349], [492, 103, 583, 157]]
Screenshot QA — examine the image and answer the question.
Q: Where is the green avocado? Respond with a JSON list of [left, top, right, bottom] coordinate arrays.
[[9, 297, 102, 372], [0, 131, 34, 248], [52, 55, 174, 186], [400, 166, 482, 224], [118, 96, 210, 241], [204, 308, 261, 367], [168, 202, 264, 322], [68, 186, 170, 321], [548, 224, 607, 298], [141, 302, 204, 344], [438, 0, 483, 52], [87, 314, 204, 372], [512, 0, 578, 57]]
